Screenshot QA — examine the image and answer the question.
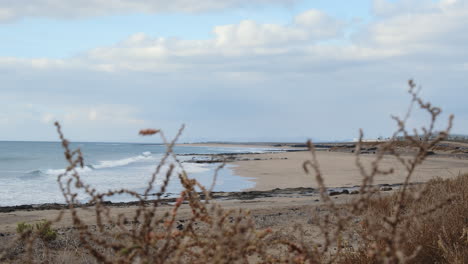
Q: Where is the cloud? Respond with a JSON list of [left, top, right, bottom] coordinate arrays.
[[0, 2, 467, 141], [0, 0, 296, 22], [367, 0, 468, 52], [0, 96, 149, 141], [0, 57, 71, 70], [31, 9, 346, 73], [41, 113, 55, 124], [1, 4, 467, 76], [59, 105, 146, 126], [0, 9, 347, 74]]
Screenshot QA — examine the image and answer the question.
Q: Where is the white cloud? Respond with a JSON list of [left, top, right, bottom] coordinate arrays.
[[1, 3, 466, 75], [0, 2, 467, 141], [0, 97, 149, 141], [41, 113, 55, 124], [367, 0, 468, 52], [372, 0, 436, 17], [294, 9, 343, 37], [59, 105, 146, 125], [0, 57, 72, 70], [213, 20, 308, 47], [48, 9, 346, 73], [88, 110, 98, 121], [0, 7, 14, 21], [0, 0, 296, 22]]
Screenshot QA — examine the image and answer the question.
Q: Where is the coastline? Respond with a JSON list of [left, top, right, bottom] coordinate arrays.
[[180, 141, 468, 191], [1, 141, 468, 233], [230, 150, 468, 191]]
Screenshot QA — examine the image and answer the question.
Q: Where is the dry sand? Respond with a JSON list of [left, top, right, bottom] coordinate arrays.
[[0, 193, 352, 233], [231, 151, 468, 191]]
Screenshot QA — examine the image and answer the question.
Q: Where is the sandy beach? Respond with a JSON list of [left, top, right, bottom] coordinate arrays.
[[1, 141, 468, 262], [1, 142, 466, 224], [231, 151, 468, 190], [180, 142, 468, 190]]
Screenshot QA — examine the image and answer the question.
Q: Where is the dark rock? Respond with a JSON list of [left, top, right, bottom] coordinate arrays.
[[330, 189, 349, 196], [0, 208, 13, 213], [176, 224, 184, 230], [380, 187, 393, 191]]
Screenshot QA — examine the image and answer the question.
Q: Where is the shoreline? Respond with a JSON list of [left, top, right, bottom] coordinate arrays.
[[1, 141, 468, 234], [2, 141, 468, 211], [0, 185, 398, 233], [0, 182, 406, 213], [182, 141, 468, 191]]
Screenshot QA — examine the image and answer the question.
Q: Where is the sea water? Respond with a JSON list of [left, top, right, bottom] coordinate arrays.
[[0, 141, 279, 206]]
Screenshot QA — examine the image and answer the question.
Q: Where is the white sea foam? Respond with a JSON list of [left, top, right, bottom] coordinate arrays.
[[44, 152, 154, 176], [93, 153, 153, 170], [45, 166, 94, 176]]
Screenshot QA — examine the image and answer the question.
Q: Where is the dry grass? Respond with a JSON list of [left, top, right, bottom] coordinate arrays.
[[337, 173, 468, 264], [1, 80, 467, 263]]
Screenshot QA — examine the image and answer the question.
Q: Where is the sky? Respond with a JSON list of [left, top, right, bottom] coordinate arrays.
[[0, 0, 467, 142]]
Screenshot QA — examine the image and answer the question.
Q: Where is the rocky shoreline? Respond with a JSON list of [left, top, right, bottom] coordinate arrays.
[[0, 183, 406, 213], [183, 141, 468, 165]]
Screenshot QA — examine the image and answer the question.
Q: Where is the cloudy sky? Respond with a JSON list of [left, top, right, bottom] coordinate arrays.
[[0, 0, 467, 142]]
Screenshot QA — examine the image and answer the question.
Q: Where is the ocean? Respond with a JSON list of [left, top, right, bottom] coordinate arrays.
[[0, 141, 279, 206]]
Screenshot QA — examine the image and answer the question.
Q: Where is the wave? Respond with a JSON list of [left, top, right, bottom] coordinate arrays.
[[26, 151, 212, 178], [28, 152, 154, 176], [21, 170, 44, 179], [45, 165, 94, 176], [92, 152, 153, 170]]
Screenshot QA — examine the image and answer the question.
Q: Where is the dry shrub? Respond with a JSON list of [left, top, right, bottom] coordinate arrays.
[[1, 80, 466, 263], [338, 174, 468, 264], [409, 175, 468, 263]]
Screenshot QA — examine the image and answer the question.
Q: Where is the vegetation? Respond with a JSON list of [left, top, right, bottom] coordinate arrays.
[[0, 80, 466, 263], [16, 222, 33, 238], [16, 220, 57, 242]]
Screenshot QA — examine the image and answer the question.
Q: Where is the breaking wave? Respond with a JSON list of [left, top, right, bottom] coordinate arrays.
[[29, 152, 155, 176]]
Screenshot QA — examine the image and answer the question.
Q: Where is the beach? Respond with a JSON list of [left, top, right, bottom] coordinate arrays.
[[232, 151, 468, 190], [1, 141, 468, 262], [1, 142, 467, 228], [185, 142, 468, 190]]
